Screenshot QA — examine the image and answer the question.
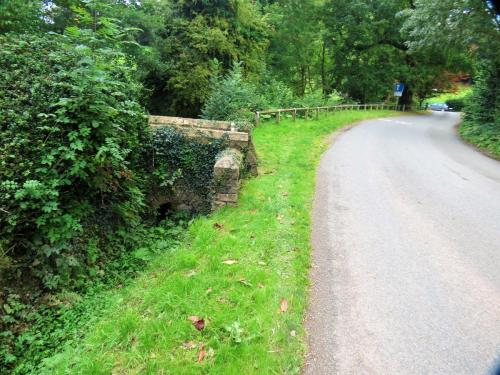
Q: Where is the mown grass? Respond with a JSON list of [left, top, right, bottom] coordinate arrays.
[[40, 110, 394, 375]]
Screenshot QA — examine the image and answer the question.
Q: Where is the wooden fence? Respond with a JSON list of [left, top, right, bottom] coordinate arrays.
[[255, 103, 407, 126]]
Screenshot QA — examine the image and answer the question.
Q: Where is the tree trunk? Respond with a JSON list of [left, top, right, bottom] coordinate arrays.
[[400, 84, 413, 106], [321, 41, 327, 95]]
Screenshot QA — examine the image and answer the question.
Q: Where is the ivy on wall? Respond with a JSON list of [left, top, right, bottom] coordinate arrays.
[[146, 127, 228, 212]]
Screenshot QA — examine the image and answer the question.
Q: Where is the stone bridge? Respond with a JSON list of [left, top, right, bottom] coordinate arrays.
[[148, 116, 257, 210]]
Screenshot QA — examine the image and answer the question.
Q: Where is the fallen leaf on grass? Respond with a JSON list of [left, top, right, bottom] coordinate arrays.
[[213, 222, 224, 231], [257, 283, 265, 289], [290, 330, 296, 337], [238, 278, 253, 287], [206, 287, 213, 294], [188, 316, 206, 331], [277, 214, 284, 223], [279, 299, 288, 313], [185, 270, 197, 277], [198, 345, 206, 363], [222, 259, 238, 265], [258, 261, 266, 266], [282, 192, 289, 197]]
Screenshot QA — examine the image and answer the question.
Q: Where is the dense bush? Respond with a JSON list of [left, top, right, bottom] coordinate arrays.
[[0, 33, 148, 291], [201, 63, 263, 130], [459, 60, 500, 158], [445, 98, 467, 112], [258, 77, 295, 109]]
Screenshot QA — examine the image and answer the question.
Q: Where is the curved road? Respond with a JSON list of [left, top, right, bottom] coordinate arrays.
[[305, 112, 500, 374]]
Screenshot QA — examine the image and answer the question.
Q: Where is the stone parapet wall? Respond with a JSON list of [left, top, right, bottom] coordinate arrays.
[[149, 115, 233, 131], [148, 115, 258, 210], [212, 149, 243, 210]]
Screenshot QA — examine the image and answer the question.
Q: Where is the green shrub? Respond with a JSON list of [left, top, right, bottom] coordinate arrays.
[[293, 89, 350, 108], [258, 77, 295, 109], [0, 33, 148, 291], [445, 98, 467, 111], [201, 63, 262, 130], [459, 60, 500, 157]]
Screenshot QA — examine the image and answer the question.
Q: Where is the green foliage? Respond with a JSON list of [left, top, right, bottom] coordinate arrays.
[[112, 0, 270, 116], [403, 0, 499, 152], [0, 33, 148, 290], [293, 89, 347, 108], [460, 121, 500, 159], [2, 219, 186, 375], [459, 60, 500, 157], [445, 98, 467, 112], [266, 0, 321, 96], [0, 0, 42, 34], [202, 63, 262, 129], [401, 0, 499, 62], [463, 61, 500, 126], [257, 76, 295, 109]]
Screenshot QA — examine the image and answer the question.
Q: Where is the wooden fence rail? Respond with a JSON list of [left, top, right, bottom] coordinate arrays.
[[255, 103, 407, 126]]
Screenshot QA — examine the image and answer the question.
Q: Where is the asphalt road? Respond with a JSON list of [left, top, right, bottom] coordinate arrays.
[[304, 112, 500, 375]]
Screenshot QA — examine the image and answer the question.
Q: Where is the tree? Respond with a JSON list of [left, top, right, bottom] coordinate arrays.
[[112, 0, 270, 116], [265, 0, 322, 96], [0, 0, 42, 34], [402, 0, 499, 117]]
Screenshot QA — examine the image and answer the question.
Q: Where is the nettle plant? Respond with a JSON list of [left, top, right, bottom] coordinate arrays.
[[0, 33, 148, 289]]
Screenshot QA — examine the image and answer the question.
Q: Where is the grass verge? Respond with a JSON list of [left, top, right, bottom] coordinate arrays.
[[40, 110, 394, 375]]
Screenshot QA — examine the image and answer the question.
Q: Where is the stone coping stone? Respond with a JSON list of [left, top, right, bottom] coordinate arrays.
[[149, 115, 236, 131]]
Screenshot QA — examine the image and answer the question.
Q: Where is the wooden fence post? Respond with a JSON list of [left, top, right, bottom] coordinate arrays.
[[305, 109, 309, 120], [292, 109, 297, 121], [276, 111, 281, 123], [402, 104, 406, 112], [255, 111, 260, 127], [315, 108, 319, 120]]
